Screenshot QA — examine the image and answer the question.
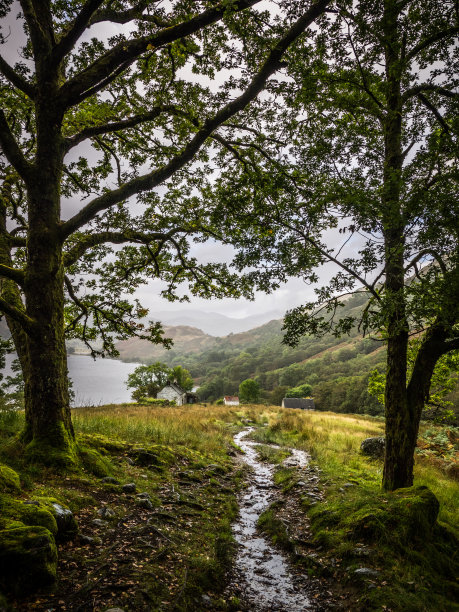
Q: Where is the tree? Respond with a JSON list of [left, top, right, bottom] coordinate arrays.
[[171, 365, 193, 392], [239, 378, 260, 403], [207, 0, 459, 489], [368, 339, 459, 423], [0, 0, 332, 463], [126, 362, 172, 401], [285, 383, 312, 398]]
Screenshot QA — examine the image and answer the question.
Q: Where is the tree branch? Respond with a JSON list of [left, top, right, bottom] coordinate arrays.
[[402, 83, 459, 103], [0, 296, 35, 334], [405, 27, 459, 62], [0, 55, 36, 99], [63, 228, 185, 266], [416, 93, 450, 133], [60, 0, 332, 238], [0, 264, 25, 286], [52, 0, 106, 66], [0, 110, 33, 180], [404, 249, 447, 274], [60, 0, 263, 107], [63, 105, 191, 152]]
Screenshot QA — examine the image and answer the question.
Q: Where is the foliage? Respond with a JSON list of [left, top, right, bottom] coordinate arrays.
[[238, 378, 260, 403], [369, 340, 459, 423], [285, 383, 312, 398], [202, 0, 459, 488]]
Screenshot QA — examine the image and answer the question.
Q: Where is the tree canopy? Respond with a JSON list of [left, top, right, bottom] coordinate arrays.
[[204, 0, 459, 488], [0, 0, 331, 463]]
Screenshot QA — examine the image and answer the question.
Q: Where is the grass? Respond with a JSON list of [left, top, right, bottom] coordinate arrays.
[[0, 403, 458, 611]]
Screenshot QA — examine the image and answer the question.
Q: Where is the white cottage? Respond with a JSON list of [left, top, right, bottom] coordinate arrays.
[[157, 382, 197, 406], [223, 396, 239, 406]]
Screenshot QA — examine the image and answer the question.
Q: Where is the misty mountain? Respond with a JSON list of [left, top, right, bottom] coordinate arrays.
[[149, 309, 284, 336]]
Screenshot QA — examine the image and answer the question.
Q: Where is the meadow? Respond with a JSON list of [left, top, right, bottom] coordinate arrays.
[[0, 404, 458, 611]]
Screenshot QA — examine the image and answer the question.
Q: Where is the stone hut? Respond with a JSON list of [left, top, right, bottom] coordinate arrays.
[[157, 382, 197, 406], [282, 397, 315, 410]]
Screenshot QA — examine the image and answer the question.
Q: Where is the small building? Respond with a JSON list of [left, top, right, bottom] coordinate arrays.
[[282, 397, 315, 410], [224, 396, 239, 406], [157, 382, 197, 406]]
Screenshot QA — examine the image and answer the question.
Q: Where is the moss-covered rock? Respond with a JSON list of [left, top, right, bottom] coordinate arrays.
[[0, 526, 57, 596], [0, 464, 20, 493], [0, 496, 57, 535], [33, 498, 78, 542], [78, 445, 113, 477]]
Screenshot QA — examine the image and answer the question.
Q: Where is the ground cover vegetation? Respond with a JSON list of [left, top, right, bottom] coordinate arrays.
[[0, 403, 457, 610], [200, 0, 459, 490], [0, 0, 333, 465]]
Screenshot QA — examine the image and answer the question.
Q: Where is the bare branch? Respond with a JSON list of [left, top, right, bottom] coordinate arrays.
[[404, 249, 447, 274], [61, 0, 332, 238]]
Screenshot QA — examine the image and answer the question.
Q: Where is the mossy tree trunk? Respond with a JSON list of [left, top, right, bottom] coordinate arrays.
[[381, 0, 413, 491]]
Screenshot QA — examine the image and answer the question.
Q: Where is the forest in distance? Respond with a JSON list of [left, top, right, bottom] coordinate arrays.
[[114, 293, 459, 423]]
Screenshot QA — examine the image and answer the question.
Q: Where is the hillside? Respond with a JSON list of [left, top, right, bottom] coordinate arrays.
[[116, 294, 388, 415]]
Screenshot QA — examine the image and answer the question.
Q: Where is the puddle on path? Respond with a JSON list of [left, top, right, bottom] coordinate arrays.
[[231, 427, 312, 611]]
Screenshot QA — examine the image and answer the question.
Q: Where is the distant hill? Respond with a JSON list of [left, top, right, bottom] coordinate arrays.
[[150, 309, 284, 336], [115, 293, 389, 415]]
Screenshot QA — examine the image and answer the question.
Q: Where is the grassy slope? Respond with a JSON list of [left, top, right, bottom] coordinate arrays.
[[0, 404, 458, 611]]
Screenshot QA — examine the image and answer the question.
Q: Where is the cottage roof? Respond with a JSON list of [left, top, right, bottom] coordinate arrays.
[[282, 398, 315, 409], [162, 381, 184, 395], [224, 396, 239, 401]]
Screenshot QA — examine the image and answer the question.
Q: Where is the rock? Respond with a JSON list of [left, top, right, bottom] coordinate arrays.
[[445, 462, 459, 481], [101, 477, 120, 485], [0, 526, 57, 596], [105, 608, 126, 612], [79, 535, 97, 545], [0, 464, 21, 493], [49, 502, 78, 541], [202, 594, 212, 605], [91, 519, 109, 528], [360, 437, 385, 459], [137, 498, 154, 510], [136, 492, 151, 500], [353, 567, 380, 578], [122, 483, 137, 493], [98, 506, 116, 519], [125, 457, 135, 465], [343, 482, 356, 488]]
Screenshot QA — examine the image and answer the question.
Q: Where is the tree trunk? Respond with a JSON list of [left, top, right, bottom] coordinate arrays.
[[381, 0, 412, 490]]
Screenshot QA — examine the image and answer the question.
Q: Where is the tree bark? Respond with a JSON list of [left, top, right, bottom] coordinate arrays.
[[381, 0, 412, 491]]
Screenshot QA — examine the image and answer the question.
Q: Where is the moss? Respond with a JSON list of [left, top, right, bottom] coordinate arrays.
[[0, 526, 57, 596], [79, 433, 127, 453], [257, 502, 294, 551], [78, 445, 113, 477], [0, 464, 20, 493], [0, 495, 57, 535], [24, 424, 78, 469]]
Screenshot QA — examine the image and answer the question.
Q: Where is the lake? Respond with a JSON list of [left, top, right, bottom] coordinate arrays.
[[3, 354, 138, 407]]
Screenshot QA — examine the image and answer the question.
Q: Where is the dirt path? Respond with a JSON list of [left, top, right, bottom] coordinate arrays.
[[228, 428, 314, 611]]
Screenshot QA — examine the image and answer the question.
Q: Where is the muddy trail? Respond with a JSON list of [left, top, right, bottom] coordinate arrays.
[[228, 428, 316, 611]]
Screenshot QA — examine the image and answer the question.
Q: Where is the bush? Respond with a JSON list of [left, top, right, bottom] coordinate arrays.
[[138, 398, 177, 407]]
